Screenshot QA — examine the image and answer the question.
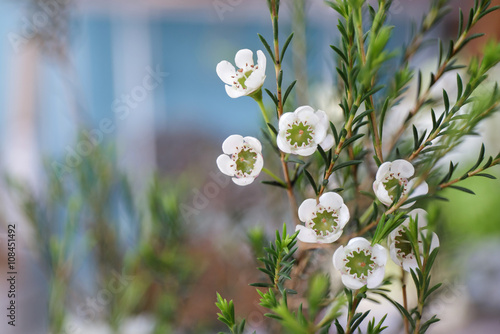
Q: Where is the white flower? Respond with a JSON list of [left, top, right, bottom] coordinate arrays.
[[216, 135, 264, 186], [388, 209, 440, 272], [277, 106, 334, 156], [295, 192, 350, 244], [333, 237, 388, 290], [372, 159, 428, 209], [216, 49, 266, 98]]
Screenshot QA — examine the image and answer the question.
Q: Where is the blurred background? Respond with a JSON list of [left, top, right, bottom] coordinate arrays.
[[0, 0, 499, 333]]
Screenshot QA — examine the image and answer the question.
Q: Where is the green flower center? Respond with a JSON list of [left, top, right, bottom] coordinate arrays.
[[235, 70, 254, 90], [285, 121, 314, 148], [383, 175, 408, 201], [234, 148, 257, 175], [311, 210, 338, 236], [345, 249, 375, 279], [395, 229, 413, 258]]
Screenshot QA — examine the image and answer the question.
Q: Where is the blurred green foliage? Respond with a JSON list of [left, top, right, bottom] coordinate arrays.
[[6, 131, 201, 334]]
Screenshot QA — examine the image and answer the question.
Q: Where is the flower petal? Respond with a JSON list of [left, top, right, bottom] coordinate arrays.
[[298, 199, 317, 222], [245, 72, 265, 91], [216, 61, 236, 85], [295, 225, 318, 243], [372, 244, 388, 266], [341, 274, 366, 290], [256, 50, 266, 72], [294, 145, 317, 156], [375, 181, 393, 206], [391, 159, 415, 178], [243, 136, 262, 153], [250, 154, 264, 177], [222, 135, 244, 155], [430, 232, 440, 252], [401, 181, 428, 209], [295, 106, 316, 121], [319, 133, 334, 151], [338, 204, 350, 228], [347, 237, 371, 249], [232, 176, 255, 186], [375, 162, 392, 181], [277, 133, 292, 154], [412, 181, 429, 198], [216, 154, 235, 176], [320, 230, 343, 243], [367, 267, 385, 289], [278, 111, 296, 130], [312, 121, 327, 144], [316, 109, 329, 124], [225, 85, 246, 98], [314, 110, 330, 143], [389, 244, 403, 267], [409, 208, 427, 228], [402, 257, 418, 273], [333, 246, 345, 269], [235, 49, 254, 68], [319, 192, 344, 211]]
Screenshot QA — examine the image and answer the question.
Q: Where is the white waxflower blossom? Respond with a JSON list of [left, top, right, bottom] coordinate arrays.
[[216, 49, 266, 98], [333, 237, 388, 290], [388, 209, 440, 272], [295, 192, 350, 244], [372, 159, 428, 209], [216, 135, 263, 186], [277, 106, 334, 156]]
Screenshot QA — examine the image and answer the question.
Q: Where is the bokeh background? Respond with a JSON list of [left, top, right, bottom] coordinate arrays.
[[0, 0, 499, 333]]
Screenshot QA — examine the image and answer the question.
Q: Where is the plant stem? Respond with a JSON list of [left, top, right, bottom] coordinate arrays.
[[270, 0, 299, 225], [345, 290, 360, 334], [354, 5, 384, 164], [401, 268, 410, 334], [255, 94, 275, 138], [439, 157, 500, 189]]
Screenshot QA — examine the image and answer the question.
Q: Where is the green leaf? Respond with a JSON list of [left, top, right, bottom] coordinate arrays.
[[249, 282, 274, 288], [330, 122, 339, 146], [448, 185, 475, 195], [283, 80, 297, 106], [341, 133, 365, 149], [261, 180, 287, 188], [267, 123, 278, 135], [265, 88, 279, 106], [331, 160, 363, 174], [304, 169, 318, 195], [258, 34, 276, 64], [281, 33, 294, 61], [476, 173, 496, 179], [317, 145, 330, 165], [285, 157, 305, 164], [331, 44, 348, 63]]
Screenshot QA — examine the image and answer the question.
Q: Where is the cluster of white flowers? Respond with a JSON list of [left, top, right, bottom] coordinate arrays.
[[215, 49, 438, 291], [216, 49, 335, 186]]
